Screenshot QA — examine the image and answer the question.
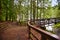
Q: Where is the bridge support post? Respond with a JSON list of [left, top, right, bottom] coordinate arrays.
[[28, 24, 31, 40]]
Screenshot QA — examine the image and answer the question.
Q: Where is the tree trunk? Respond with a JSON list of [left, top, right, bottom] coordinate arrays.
[[32, 0, 36, 22], [37, 0, 38, 19], [0, 0, 2, 21]]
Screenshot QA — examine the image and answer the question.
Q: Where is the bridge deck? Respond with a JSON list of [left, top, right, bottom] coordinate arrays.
[[0, 22, 28, 40], [1, 27, 28, 40]]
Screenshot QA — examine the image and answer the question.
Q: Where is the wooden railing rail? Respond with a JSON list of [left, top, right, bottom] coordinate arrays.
[[28, 21, 60, 40]]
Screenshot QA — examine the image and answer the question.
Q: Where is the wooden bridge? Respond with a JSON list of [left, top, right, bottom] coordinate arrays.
[[0, 18, 60, 40]]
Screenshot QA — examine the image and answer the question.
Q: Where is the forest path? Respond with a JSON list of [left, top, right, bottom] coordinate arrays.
[[0, 22, 28, 40]]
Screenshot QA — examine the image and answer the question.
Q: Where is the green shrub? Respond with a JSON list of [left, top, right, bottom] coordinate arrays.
[[54, 23, 60, 29]]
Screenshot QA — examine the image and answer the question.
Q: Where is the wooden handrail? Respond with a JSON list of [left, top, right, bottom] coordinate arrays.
[[28, 21, 60, 40]]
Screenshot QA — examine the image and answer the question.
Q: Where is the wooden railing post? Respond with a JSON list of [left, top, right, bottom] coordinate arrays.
[[28, 24, 30, 40], [41, 34, 46, 40]]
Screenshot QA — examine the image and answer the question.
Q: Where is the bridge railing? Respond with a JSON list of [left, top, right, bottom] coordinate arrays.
[[28, 20, 60, 40]]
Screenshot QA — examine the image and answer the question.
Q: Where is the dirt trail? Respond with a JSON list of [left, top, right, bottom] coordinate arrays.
[[0, 22, 28, 40], [2, 27, 28, 40]]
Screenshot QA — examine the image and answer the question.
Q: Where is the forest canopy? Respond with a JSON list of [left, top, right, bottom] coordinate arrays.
[[0, 0, 60, 22]]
